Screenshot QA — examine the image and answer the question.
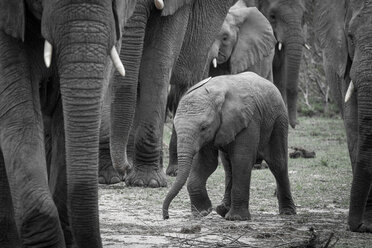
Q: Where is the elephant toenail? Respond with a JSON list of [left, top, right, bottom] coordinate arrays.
[[134, 179, 145, 187], [110, 176, 121, 184], [98, 176, 106, 184], [148, 179, 159, 188]]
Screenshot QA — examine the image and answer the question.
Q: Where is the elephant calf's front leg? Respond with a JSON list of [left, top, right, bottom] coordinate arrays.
[[187, 146, 218, 217], [216, 151, 232, 218]]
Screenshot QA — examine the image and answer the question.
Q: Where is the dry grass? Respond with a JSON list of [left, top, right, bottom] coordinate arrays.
[[98, 116, 372, 247]]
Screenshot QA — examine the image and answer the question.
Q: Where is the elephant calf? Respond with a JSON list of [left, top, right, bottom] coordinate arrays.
[[163, 72, 296, 220]]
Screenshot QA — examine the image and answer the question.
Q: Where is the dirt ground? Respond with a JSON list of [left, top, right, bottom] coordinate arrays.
[[98, 117, 372, 247]]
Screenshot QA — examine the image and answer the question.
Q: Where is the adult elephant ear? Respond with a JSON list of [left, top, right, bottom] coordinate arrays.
[[214, 83, 254, 147], [315, 0, 348, 79], [161, 0, 194, 16], [229, 7, 276, 74], [0, 0, 25, 41], [113, 0, 137, 40]]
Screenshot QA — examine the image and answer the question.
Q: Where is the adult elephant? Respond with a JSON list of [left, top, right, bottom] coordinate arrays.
[[244, 0, 305, 128], [0, 0, 135, 247], [315, 0, 372, 233], [166, 2, 276, 176], [106, 0, 237, 187]]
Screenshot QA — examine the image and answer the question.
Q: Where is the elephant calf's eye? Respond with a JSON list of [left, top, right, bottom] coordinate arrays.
[[269, 14, 276, 22]]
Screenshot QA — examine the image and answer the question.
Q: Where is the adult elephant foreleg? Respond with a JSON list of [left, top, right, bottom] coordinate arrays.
[[125, 7, 191, 187], [0, 151, 20, 248], [349, 82, 372, 232]]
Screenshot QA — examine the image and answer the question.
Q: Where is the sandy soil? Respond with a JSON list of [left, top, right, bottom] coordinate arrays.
[[98, 182, 371, 248]]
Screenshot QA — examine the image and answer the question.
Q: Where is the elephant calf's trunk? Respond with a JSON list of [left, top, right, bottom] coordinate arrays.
[[163, 153, 193, 219]]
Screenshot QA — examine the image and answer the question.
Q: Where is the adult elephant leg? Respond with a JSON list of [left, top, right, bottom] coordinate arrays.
[[166, 125, 178, 176], [125, 7, 191, 187], [348, 83, 372, 233], [0, 151, 20, 248], [0, 34, 64, 246]]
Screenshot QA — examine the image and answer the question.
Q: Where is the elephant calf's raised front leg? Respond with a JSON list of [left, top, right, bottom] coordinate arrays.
[[188, 145, 219, 217]]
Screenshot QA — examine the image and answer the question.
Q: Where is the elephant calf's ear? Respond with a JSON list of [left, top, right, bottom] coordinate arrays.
[[0, 0, 25, 41], [161, 0, 193, 16], [215, 92, 253, 147]]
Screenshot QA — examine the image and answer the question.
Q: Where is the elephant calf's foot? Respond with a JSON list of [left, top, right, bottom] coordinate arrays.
[[99, 165, 123, 184], [166, 162, 178, 177], [191, 205, 212, 218], [279, 205, 297, 215], [125, 166, 167, 187], [216, 203, 230, 218], [225, 208, 251, 221]]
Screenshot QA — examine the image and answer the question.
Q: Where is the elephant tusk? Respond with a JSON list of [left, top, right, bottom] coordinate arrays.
[[110, 46, 125, 77], [155, 0, 164, 10], [212, 58, 217, 68], [44, 40, 52, 68], [304, 44, 310, 50], [278, 42, 282, 51], [345, 80, 355, 103]]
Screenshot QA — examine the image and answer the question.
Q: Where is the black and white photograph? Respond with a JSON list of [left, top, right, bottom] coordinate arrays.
[[0, 0, 372, 247]]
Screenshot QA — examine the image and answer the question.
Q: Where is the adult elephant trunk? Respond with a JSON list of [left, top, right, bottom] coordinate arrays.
[[284, 36, 303, 128], [110, 2, 149, 177], [163, 133, 195, 219], [56, 20, 113, 246]]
